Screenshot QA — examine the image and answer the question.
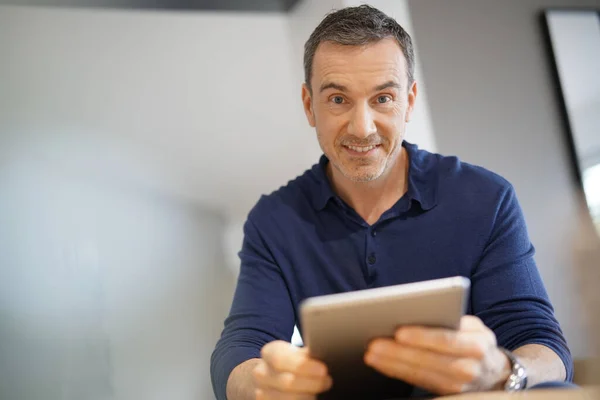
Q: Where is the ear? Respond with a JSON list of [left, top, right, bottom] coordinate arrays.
[[405, 81, 418, 123], [302, 83, 316, 127]]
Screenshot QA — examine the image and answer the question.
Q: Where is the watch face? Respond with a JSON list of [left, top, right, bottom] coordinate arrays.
[[506, 366, 526, 391], [500, 348, 527, 391]]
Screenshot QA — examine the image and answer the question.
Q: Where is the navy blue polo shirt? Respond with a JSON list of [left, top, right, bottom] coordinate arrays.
[[210, 141, 572, 400]]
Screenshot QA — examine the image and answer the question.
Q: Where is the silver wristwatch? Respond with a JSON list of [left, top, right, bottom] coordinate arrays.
[[498, 347, 528, 391]]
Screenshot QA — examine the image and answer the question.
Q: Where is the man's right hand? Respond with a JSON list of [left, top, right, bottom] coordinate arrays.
[[252, 340, 333, 400]]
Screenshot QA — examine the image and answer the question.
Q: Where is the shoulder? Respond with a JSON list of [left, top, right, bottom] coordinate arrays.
[[422, 148, 514, 203], [406, 143, 516, 213], [442, 156, 511, 191], [246, 163, 320, 228]]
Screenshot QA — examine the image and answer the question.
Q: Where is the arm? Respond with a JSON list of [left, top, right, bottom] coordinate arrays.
[[226, 359, 261, 400], [513, 344, 566, 387], [472, 183, 572, 383], [210, 215, 295, 400]]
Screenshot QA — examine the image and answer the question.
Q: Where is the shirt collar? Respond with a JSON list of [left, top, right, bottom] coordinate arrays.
[[310, 141, 438, 212]]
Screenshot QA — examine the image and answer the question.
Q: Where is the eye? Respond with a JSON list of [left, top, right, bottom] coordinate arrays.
[[377, 95, 392, 104], [331, 96, 345, 104]]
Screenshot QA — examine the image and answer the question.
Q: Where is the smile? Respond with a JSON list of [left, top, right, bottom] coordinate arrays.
[[345, 144, 379, 153]]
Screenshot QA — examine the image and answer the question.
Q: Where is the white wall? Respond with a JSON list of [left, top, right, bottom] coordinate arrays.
[[0, 5, 320, 221], [407, 0, 600, 358], [0, 133, 235, 399], [0, 6, 310, 399]]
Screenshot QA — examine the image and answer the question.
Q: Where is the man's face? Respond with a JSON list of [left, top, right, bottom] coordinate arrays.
[[302, 38, 417, 182]]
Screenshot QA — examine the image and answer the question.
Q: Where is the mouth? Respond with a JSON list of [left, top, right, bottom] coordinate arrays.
[[342, 144, 381, 156]]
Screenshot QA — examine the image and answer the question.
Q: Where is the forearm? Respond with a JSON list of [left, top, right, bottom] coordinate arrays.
[[226, 358, 261, 400], [514, 344, 567, 387]]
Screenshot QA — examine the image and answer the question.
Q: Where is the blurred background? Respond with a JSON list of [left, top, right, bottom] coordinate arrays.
[[0, 0, 598, 399]]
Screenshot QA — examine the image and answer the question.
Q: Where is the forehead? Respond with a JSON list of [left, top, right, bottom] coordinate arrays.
[[311, 38, 408, 89]]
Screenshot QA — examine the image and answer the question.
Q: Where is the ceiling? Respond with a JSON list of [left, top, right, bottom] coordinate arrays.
[[1, 0, 300, 12]]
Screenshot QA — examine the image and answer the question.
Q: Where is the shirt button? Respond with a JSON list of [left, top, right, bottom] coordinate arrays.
[[371, 229, 377, 237], [367, 254, 377, 265]]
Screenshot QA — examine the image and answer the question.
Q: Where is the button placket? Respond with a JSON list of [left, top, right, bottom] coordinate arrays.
[[365, 225, 378, 283]]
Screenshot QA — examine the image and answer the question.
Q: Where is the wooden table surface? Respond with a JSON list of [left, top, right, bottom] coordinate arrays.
[[435, 386, 599, 400]]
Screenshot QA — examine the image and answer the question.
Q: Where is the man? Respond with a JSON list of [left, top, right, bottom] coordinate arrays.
[[211, 5, 572, 400]]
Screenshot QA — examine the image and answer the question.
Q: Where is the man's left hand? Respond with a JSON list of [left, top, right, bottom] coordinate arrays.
[[364, 315, 511, 395]]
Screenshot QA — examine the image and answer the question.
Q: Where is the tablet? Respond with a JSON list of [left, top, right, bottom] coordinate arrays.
[[299, 276, 470, 399]]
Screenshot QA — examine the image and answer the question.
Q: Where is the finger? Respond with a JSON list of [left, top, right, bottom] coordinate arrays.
[[367, 339, 480, 383], [394, 327, 495, 359], [255, 388, 316, 400], [261, 341, 328, 377], [458, 315, 492, 333], [253, 361, 333, 394], [364, 353, 464, 395]]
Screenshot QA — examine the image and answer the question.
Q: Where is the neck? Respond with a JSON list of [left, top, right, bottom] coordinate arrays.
[[327, 147, 409, 225]]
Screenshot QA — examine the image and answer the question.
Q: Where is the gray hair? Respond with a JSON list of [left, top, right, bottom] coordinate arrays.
[[303, 5, 415, 91]]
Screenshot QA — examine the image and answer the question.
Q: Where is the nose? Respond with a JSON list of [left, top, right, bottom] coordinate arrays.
[[347, 102, 377, 139]]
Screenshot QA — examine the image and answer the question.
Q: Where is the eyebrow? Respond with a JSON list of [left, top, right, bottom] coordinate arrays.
[[319, 80, 402, 93], [319, 82, 348, 93], [373, 81, 402, 91]]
